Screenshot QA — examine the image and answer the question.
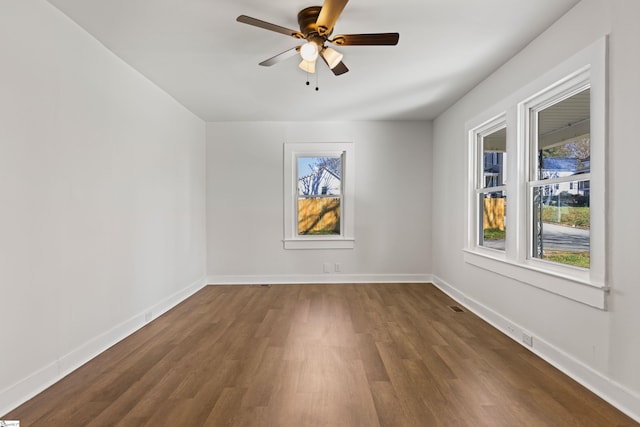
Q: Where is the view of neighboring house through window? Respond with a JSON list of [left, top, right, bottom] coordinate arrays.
[[530, 88, 590, 268], [297, 156, 342, 235], [475, 122, 507, 251]]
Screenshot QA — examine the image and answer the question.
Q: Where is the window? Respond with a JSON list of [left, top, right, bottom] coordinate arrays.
[[528, 87, 591, 269], [284, 143, 354, 249], [465, 37, 607, 309], [472, 117, 507, 252], [297, 156, 342, 236]]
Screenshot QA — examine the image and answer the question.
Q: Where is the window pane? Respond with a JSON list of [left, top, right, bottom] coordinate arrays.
[[298, 197, 340, 235], [479, 191, 506, 251], [536, 89, 590, 181], [482, 128, 507, 188], [532, 180, 590, 268], [298, 156, 342, 196]]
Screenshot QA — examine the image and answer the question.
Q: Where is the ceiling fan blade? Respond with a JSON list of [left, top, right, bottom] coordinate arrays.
[[259, 47, 300, 67], [331, 33, 399, 46], [331, 61, 349, 76], [316, 0, 349, 35], [237, 15, 303, 39]]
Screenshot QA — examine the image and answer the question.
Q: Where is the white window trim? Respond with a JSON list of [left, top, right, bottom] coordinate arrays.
[[464, 37, 608, 310], [469, 114, 508, 256], [520, 71, 600, 284], [283, 142, 355, 250]]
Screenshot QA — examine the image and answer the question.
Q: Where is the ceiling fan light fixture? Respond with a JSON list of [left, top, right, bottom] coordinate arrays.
[[300, 41, 319, 62], [237, 3, 400, 78], [320, 47, 343, 69], [299, 59, 316, 74]]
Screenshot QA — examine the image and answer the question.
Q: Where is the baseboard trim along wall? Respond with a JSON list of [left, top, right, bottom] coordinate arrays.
[[206, 274, 433, 285], [430, 275, 640, 424], [6, 274, 637, 423], [0, 276, 207, 417]]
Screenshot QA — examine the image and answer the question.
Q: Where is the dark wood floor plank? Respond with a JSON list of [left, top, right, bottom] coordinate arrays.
[[4, 284, 638, 426], [369, 380, 417, 427]]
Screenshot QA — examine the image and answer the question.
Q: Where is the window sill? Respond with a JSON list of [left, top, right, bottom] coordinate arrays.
[[284, 238, 355, 250], [463, 249, 608, 310]]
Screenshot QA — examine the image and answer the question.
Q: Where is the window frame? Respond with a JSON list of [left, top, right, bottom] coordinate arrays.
[[522, 75, 596, 282], [470, 115, 508, 254], [283, 142, 355, 250], [464, 37, 608, 309]]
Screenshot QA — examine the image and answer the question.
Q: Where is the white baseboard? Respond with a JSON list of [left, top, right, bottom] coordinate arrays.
[[206, 273, 433, 285], [0, 276, 207, 417], [431, 274, 640, 424], [7, 274, 636, 423]]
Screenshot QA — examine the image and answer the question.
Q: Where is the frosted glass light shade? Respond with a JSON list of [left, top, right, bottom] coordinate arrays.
[[320, 47, 343, 69], [299, 59, 316, 73], [300, 42, 319, 62]]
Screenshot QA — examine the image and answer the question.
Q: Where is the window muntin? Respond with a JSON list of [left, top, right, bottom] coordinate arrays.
[[529, 87, 591, 269]]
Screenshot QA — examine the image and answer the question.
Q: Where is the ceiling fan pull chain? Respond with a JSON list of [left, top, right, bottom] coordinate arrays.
[[306, 71, 310, 86], [316, 71, 319, 91]]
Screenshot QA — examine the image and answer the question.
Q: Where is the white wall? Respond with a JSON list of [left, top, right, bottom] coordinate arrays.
[[0, 0, 207, 414], [206, 121, 432, 284], [5, 0, 637, 420], [432, 0, 640, 420]]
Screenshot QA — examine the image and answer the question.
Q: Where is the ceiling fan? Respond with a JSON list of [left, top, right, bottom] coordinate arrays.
[[237, 0, 399, 76]]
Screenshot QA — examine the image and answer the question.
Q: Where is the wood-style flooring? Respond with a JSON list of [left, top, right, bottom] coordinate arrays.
[[4, 284, 638, 426]]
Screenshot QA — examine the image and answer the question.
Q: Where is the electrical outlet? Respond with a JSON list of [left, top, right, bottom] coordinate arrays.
[[334, 263, 342, 273], [145, 311, 153, 322], [522, 332, 533, 347], [323, 262, 332, 273]]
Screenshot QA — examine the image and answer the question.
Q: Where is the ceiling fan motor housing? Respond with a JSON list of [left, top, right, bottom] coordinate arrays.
[[237, 0, 399, 77], [298, 6, 331, 42]]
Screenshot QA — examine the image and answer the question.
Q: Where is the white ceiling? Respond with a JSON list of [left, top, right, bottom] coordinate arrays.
[[45, 0, 580, 122]]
